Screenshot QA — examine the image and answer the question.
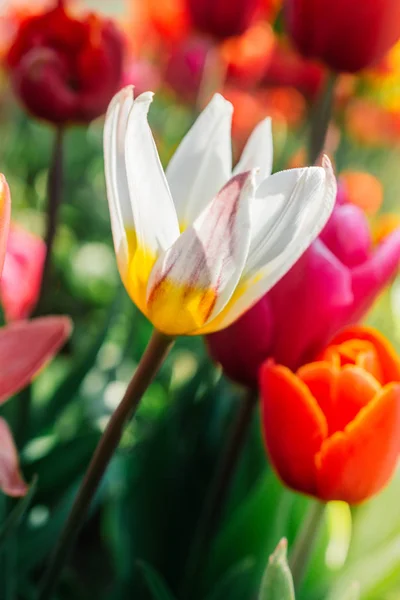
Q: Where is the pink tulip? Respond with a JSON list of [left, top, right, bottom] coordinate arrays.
[[207, 187, 400, 387], [0, 175, 72, 496], [1, 224, 46, 321]]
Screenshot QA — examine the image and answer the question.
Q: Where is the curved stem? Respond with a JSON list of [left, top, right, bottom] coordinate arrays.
[[35, 126, 64, 316], [38, 330, 174, 600], [308, 72, 337, 165], [181, 388, 258, 599], [289, 501, 325, 590]]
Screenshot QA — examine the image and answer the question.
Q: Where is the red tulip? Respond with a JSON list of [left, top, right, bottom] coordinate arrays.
[[284, 0, 400, 73], [185, 0, 264, 40], [6, 3, 124, 124], [1, 224, 46, 321], [260, 326, 400, 503]]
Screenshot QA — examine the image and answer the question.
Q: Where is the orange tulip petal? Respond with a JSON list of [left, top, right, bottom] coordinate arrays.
[[298, 362, 379, 434], [260, 362, 327, 496], [0, 417, 27, 497], [0, 316, 72, 403], [332, 365, 381, 433], [0, 175, 11, 277], [316, 383, 400, 503], [331, 326, 400, 383]]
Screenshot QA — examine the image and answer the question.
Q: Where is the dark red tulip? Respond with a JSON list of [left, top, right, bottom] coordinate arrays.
[[6, 3, 124, 124], [285, 0, 400, 73]]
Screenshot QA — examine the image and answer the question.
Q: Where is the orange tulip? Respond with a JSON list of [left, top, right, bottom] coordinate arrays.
[[260, 326, 400, 504]]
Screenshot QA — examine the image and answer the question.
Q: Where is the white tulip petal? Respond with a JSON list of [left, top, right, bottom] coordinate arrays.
[[166, 94, 233, 228], [125, 92, 180, 260], [103, 86, 135, 269], [199, 156, 336, 333], [233, 117, 273, 185], [145, 172, 254, 336]]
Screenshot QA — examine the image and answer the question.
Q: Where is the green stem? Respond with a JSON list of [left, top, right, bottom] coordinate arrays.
[[34, 126, 64, 317], [308, 72, 337, 165], [181, 388, 258, 599], [38, 329, 174, 600], [289, 501, 325, 590]]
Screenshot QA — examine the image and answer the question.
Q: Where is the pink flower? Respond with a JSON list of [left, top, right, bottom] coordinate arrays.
[[1, 224, 46, 321], [207, 185, 400, 387], [0, 176, 71, 496]]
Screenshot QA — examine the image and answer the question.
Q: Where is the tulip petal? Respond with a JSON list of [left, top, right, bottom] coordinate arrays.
[[166, 93, 233, 228], [125, 91, 180, 259], [0, 175, 11, 277], [349, 228, 400, 323], [298, 363, 380, 435], [260, 362, 327, 496], [146, 172, 253, 335], [233, 117, 273, 185], [103, 86, 134, 270], [0, 418, 27, 497], [331, 325, 400, 384], [0, 316, 71, 403], [316, 383, 400, 503], [199, 156, 336, 332]]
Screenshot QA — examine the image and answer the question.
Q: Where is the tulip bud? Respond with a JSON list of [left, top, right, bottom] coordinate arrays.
[[259, 539, 295, 600], [284, 0, 400, 73], [6, 4, 124, 124]]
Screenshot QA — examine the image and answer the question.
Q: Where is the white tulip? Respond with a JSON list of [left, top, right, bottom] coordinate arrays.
[[104, 87, 336, 336]]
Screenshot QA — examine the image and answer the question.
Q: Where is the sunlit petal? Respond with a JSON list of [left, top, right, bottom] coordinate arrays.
[[200, 157, 336, 333], [146, 172, 254, 335], [103, 86, 134, 271], [233, 117, 273, 185], [166, 93, 233, 228]]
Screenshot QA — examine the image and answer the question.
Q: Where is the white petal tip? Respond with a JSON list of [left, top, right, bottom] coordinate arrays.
[[210, 93, 234, 114], [135, 91, 155, 105]]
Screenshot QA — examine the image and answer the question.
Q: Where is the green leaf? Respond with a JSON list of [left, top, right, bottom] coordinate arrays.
[[0, 476, 38, 547], [136, 560, 177, 600], [259, 538, 295, 600]]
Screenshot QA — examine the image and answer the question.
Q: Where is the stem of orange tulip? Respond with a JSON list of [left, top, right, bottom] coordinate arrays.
[[289, 501, 325, 590], [34, 125, 64, 316], [308, 72, 337, 165], [181, 388, 258, 599], [38, 329, 174, 600]]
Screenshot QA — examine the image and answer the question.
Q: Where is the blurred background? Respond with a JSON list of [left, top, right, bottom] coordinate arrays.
[[1, 0, 400, 599]]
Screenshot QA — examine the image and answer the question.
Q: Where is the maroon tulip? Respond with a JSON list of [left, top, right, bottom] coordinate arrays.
[[284, 0, 400, 73], [6, 3, 124, 124], [207, 186, 400, 387], [186, 0, 263, 40]]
